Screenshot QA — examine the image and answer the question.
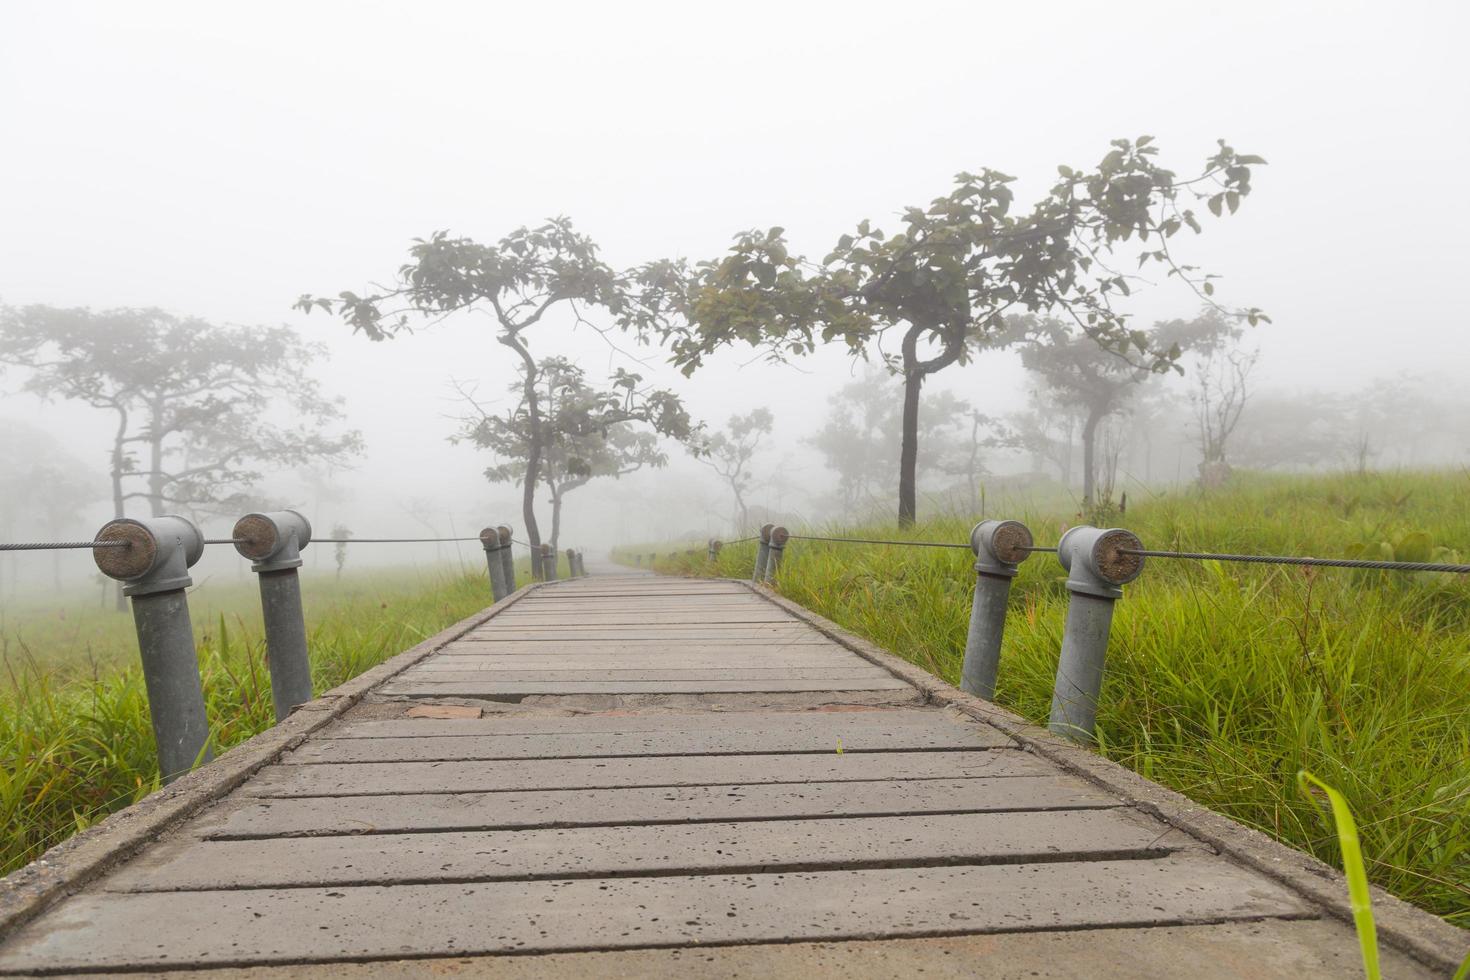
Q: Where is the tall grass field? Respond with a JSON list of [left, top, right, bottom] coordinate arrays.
[[0, 567, 503, 875], [627, 471, 1470, 926]]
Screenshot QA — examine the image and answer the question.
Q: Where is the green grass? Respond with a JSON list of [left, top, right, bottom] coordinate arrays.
[[0, 566, 505, 875], [628, 470, 1470, 926]]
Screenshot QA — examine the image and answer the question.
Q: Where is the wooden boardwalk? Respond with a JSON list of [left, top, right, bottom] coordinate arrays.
[[0, 565, 1455, 977]]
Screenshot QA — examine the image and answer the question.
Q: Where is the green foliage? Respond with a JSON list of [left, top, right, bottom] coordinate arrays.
[[668, 138, 1268, 377], [0, 306, 362, 515], [0, 569, 498, 874], [638, 470, 1470, 925]]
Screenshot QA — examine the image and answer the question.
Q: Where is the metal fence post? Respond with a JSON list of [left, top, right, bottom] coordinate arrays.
[[1049, 526, 1146, 743], [960, 520, 1033, 701], [542, 543, 559, 582], [565, 548, 577, 578], [233, 510, 314, 722], [496, 526, 515, 591], [92, 516, 212, 783], [635, 554, 642, 567], [708, 539, 721, 563], [480, 527, 510, 601], [753, 524, 774, 581], [763, 526, 788, 583]]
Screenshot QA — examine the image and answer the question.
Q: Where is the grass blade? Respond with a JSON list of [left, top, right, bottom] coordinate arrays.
[[1298, 769, 1380, 980]]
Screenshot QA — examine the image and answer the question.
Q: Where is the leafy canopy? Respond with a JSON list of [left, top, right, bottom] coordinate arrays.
[[652, 137, 1268, 375]]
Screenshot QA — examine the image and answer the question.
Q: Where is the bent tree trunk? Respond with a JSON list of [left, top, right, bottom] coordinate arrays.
[[898, 367, 923, 527], [731, 480, 749, 534], [503, 334, 543, 550]]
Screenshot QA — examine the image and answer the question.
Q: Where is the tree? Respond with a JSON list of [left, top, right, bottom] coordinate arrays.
[[1021, 313, 1230, 507], [694, 408, 773, 533], [299, 218, 665, 550], [1021, 318, 1150, 507], [458, 356, 693, 554], [938, 408, 1017, 513], [0, 306, 362, 607], [656, 138, 1267, 524], [0, 419, 98, 594], [0, 306, 362, 520], [808, 367, 979, 519], [330, 524, 351, 580], [1169, 311, 1259, 487]]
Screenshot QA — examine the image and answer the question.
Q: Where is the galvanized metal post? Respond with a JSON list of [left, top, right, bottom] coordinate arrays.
[[1049, 526, 1146, 743], [565, 548, 576, 578], [479, 527, 510, 601], [542, 543, 559, 582], [753, 523, 774, 581], [496, 526, 515, 592], [233, 511, 315, 723], [763, 526, 788, 583], [708, 539, 721, 562], [92, 516, 212, 783], [960, 520, 1033, 701]]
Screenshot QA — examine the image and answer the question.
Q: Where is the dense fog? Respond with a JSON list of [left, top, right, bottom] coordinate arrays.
[[1, 1, 1466, 597]]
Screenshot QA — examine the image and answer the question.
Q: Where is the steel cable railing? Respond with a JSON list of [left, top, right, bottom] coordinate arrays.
[[0, 513, 582, 786], [659, 519, 1468, 744]]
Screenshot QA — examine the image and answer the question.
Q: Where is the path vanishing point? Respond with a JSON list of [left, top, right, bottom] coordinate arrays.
[[0, 560, 1463, 977]]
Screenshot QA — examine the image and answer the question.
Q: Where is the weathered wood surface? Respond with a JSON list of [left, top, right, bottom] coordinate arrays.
[[0, 565, 1448, 977]]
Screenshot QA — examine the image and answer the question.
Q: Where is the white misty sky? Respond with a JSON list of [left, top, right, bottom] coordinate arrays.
[[1, 0, 1466, 552]]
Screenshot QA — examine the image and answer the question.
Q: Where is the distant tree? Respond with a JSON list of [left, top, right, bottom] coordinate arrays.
[[647, 137, 1267, 525], [0, 420, 98, 593], [299, 218, 671, 549], [694, 408, 773, 533], [1170, 312, 1259, 487], [0, 306, 362, 521], [808, 368, 977, 519], [1022, 312, 1230, 506], [330, 523, 351, 580], [937, 408, 1017, 513], [1012, 394, 1084, 487], [1230, 395, 1345, 472], [458, 356, 694, 553]]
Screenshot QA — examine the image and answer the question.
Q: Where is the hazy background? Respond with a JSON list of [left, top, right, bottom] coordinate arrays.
[[1, 0, 1467, 592]]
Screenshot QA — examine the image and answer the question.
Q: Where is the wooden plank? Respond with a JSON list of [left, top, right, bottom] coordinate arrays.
[[455, 637, 829, 643], [373, 678, 914, 697], [487, 613, 798, 625], [415, 654, 866, 669], [0, 856, 1310, 972], [386, 667, 897, 683], [470, 623, 810, 633], [451, 636, 833, 646], [288, 725, 1010, 762], [107, 810, 1186, 891], [245, 750, 1051, 796], [324, 708, 971, 738], [69, 923, 1441, 980], [196, 776, 1124, 839]]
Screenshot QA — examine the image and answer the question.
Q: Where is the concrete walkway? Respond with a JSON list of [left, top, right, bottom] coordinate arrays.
[[0, 565, 1460, 976]]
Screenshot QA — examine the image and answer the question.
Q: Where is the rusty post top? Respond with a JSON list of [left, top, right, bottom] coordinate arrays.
[[233, 511, 311, 572], [969, 520, 1033, 578], [1057, 525, 1146, 599], [93, 516, 204, 595], [759, 523, 775, 544], [769, 526, 790, 547]]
